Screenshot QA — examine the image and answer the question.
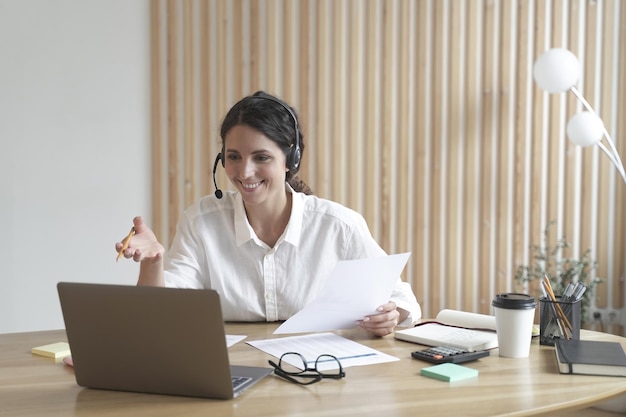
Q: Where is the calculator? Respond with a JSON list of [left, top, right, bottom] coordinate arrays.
[[411, 346, 490, 364]]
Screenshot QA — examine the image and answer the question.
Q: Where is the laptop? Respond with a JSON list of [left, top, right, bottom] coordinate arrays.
[[57, 282, 271, 400]]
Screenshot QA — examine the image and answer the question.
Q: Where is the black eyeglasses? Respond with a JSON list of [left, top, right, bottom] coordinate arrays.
[[268, 352, 346, 385]]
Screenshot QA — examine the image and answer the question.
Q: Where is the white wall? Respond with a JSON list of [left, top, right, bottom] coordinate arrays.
[[0, 0, 151, 333]]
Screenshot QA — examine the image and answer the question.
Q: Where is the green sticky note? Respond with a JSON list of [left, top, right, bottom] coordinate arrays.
[[420, 363, 479, 382]]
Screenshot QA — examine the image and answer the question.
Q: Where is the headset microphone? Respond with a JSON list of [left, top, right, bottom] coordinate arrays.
[[212, 153, 223, 199]]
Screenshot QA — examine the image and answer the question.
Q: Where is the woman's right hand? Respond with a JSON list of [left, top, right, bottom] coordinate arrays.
[[115, 216, 165, 263]]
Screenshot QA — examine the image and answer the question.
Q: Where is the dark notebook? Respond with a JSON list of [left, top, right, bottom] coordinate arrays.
[[554, 339, 626, 377]]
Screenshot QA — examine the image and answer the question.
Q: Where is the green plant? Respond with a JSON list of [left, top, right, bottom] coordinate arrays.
[[515, 221, 603, 324]]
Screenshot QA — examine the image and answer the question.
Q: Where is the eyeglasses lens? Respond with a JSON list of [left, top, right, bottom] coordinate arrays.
[[279, 352, 309, 375], [315, 354, 343, 377]]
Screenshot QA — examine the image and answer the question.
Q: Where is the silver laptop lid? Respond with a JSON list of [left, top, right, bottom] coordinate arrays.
[[57, 282, 262, 399]]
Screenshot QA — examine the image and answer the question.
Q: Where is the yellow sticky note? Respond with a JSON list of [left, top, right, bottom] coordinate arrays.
[[32, 342, 71, 359]]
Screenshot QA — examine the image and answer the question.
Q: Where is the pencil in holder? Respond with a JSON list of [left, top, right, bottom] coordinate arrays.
[[539, 296, 581, 346]]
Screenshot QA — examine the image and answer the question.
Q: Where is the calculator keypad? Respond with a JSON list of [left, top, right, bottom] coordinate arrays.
[[411, 346, 490, 364]]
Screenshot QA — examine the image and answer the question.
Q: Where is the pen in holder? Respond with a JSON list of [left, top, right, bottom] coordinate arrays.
[[539, 295, 581, 346]]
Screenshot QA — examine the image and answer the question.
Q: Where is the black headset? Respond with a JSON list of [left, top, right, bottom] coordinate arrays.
[[213, 94, 301, 199]]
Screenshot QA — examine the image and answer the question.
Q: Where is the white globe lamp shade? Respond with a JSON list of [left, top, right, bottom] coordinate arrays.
[[566, 112, 604, 147], [533, 48, 581, 93]]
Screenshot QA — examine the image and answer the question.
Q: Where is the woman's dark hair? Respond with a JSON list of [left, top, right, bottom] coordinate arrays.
[[219, 91, 312, 195]]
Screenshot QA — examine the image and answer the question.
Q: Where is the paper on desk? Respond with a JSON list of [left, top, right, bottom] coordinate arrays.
[[247, 332, 398, 371], [274, 252, 411, 334], [226, 335, 246, 347]]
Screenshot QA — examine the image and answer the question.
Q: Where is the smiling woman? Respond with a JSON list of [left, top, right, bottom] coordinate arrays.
[[220, 94, 314, 249], [116, 91, 422, 338]]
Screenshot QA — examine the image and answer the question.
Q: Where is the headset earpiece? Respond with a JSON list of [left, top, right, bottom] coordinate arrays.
[[289, 145, 301, 171], [255, 94, 301, 171]]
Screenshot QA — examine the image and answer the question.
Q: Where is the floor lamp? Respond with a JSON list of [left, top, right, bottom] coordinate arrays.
[[534, 48, 626, 414], [533, 48, 626, 185]]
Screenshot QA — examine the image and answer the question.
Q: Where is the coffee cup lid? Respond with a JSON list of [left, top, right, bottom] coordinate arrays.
[[491, 293, 537, 309]]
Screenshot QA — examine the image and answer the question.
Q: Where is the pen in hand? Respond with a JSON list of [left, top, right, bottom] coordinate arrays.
[[116, 227, 136, 262]]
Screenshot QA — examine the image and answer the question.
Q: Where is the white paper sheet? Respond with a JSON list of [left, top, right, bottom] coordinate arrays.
[[274, 252, 411, 334], [247, 332, 399, 371], [226, 334, 247, 347]]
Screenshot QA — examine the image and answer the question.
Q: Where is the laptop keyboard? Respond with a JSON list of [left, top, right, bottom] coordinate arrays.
[[232, 376, 252, 390]]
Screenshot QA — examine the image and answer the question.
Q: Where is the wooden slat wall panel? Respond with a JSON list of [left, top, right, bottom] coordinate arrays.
[[151, 0, 626, 334], [150, 0, 164, 243], [465, 1, 481, 312], [615, 0, 626, 325], [413, 1, 430, 309]]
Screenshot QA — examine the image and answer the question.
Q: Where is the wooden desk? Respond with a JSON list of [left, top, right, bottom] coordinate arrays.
[[1, 324, 625, 417]]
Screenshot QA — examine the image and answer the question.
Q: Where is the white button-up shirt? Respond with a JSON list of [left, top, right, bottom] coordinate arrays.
[[164, 185, 421, 325]]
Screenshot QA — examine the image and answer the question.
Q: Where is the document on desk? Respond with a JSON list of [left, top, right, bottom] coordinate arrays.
[[226, 335, 246, 347], [248, 332, 399, 371], [274, 252, 411, 334]]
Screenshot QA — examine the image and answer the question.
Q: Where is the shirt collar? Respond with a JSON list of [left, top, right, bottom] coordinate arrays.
[[283, 184, 303, 246], [233, 183, 304, 247]]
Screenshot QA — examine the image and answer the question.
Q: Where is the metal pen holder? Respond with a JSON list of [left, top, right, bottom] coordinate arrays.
[[539, 296, 581, 346]]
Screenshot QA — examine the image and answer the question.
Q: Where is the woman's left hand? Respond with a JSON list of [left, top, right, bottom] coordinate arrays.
[[358, 301, 406, 337]]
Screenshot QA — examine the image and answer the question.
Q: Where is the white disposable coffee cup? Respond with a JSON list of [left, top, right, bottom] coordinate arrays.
[[492, 293, 537, 358]]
